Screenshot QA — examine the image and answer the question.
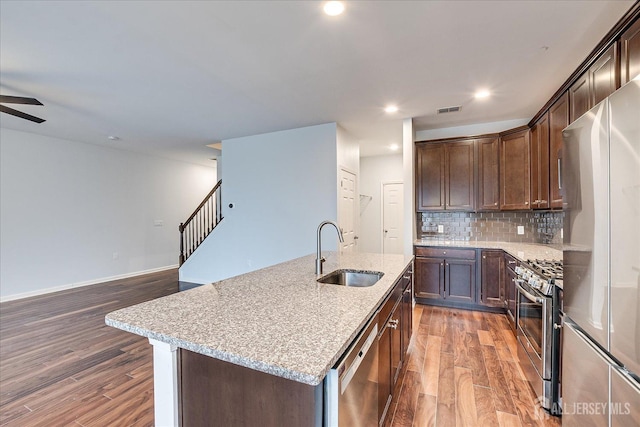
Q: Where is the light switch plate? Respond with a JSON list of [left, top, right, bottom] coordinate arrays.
[[517, 226, 524, 235]]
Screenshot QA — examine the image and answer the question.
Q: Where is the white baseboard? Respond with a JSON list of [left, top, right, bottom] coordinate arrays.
[[0, 264, 179, 303]]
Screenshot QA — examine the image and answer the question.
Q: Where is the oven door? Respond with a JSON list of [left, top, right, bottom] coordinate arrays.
[[516, 280, 553, 380]]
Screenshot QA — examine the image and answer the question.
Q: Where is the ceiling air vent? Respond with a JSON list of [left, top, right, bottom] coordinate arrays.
[[437, 105, 462, 114]]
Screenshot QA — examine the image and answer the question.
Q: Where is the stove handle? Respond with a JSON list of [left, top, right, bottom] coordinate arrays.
[[516, 281, 545, 304]]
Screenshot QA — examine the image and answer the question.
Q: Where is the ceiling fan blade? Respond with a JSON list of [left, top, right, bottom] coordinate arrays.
[[0, 104, 46, 123], [0, 95, 43, 105]]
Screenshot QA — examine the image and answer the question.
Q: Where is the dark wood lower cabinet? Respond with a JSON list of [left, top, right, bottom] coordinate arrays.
[[180, 349, 321, 427], [480, 250, 505, 307], [444, 259, 476, 303], [414, 256, 444, 299], [504, 253, 518, 330], [378, 266, 413, 427]]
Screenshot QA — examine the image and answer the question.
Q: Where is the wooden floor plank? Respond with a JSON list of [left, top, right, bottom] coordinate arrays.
[[477, 329, 495, 346], [421, 335, 442, 397], [474, 384, 500, 427], [497, 411, 523, 427], [435, 352, 455, 427], [413, 393, 437, 427], [454, 367, 479, 427]]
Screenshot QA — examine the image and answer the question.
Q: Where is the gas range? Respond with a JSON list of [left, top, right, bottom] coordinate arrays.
[[514, 259, 563, 297]]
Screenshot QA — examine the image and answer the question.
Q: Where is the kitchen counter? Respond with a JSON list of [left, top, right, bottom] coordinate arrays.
[[106, 251, 413, 386], [414, 239, 562, 263]]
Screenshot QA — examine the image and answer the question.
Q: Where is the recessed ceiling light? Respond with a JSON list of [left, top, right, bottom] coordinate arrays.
[[324, 1, 345, 16], [389, 143, 399, 151], [474, 90, 490, 99], [384, 105, 398, 114], [107, 135, 120, 141]]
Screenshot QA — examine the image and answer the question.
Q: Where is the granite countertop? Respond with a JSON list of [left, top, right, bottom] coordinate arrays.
[[413, 239, 562, 263], [106, 252, 413, 386]]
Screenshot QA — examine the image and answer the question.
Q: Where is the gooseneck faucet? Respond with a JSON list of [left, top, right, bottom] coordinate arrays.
[[316, 220, 344, 274]]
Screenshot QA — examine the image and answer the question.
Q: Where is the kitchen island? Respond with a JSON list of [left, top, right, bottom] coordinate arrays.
[[106, 251, 414, 426]]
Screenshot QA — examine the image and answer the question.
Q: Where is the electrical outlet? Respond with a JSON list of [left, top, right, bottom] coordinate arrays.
[[437, 225, 444, 233], [517, 226, 525, 235], [561, 228, 564, 239], [154, 219, 164, 227]]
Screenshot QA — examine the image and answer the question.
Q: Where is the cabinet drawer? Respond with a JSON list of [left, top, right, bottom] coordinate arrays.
[[414, 246, 475, 260], [504, 253, 518, 270], [379, 282, 402, 326]]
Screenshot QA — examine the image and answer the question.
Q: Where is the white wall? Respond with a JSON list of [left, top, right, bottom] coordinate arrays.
[[415, 118, 529, 141], [0, 128, 216, 301], [402, 118, 416, 256], [179, 123, 338, 284], [359, 154, 403, 253]]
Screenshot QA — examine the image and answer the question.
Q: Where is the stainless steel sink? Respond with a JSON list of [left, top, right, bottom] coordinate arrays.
[[317, 269, 384, 287]]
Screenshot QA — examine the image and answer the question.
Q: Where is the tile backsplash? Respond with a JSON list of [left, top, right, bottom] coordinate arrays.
[[418, 211, 564, 246]]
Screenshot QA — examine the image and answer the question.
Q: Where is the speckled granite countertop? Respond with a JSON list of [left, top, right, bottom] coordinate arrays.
[[106, 252, 413, 386], [414, 240, 562, 262]]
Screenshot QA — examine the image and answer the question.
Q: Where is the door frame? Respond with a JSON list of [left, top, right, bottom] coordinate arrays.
[[380, 181, 404, 254]]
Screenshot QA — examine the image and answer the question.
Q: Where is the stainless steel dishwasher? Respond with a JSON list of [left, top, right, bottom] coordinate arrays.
[[325, 314, 378, 427]]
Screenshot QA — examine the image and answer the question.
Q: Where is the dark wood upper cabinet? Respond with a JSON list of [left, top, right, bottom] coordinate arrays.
[[570, 43, 619, 123], [590, 43, 619, 106], [621, 17, 640, 85], [416, 143, 445, 211], [549, 92, 569, 208], [445, 140, 475, 210], [477, 137, 500, 210], [569, 73, 590, 123], [500, 129, 530, 210], [416, 139, 475, 211], [530, 113, 550, 209]]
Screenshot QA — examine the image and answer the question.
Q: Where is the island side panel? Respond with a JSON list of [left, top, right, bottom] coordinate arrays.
[[180, 349, 322, 427]]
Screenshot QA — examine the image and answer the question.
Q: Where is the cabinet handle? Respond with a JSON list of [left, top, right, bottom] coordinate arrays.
[[440, 263, 444, 266], [482, 255, 486, 259], [558, 159, 562, 190], [525, 201, 529, 205], [494, 202, 498, 206], [508, 260, 516, 265], [533, 199, 540, 204], [443, 251, 446, 255], [388, 319, 399, 329], [539, 200, 547, 204]]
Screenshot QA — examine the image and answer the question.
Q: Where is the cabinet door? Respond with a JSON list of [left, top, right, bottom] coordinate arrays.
[[378, 322, 392, 425], [505, 266, 517, 330], [390, 303, 402, 385], [549, 93, 569, 208], [480, 250, 504, 307], [590, 43, 618, 106], [500, 130, 531, 210], [414, 257, 444, 299], [569, 73, 590, 123], [530, 113, 550, 209], [416, 143, 445, 211], [444, 259, 476, 303], [445, 140, 475, 210], [401, 278, 412, 363], [621, 18, 640, 85], [477, 137, 500, 210]]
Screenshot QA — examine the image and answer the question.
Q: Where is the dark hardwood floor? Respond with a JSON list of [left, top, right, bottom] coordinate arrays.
[[0, 269, 180, 426], [387, 305, 561, 427], [1, 271, 561, 426]]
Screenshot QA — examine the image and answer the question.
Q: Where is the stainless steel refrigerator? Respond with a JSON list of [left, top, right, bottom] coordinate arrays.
[[562, 75, 640, 426]]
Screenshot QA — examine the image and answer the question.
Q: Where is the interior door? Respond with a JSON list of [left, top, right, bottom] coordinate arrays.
[[382, 182, 404, 254], [339, 168, 357, 253]]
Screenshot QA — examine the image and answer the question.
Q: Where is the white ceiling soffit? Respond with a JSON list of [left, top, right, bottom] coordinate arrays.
[[0, 1, 633, 163]]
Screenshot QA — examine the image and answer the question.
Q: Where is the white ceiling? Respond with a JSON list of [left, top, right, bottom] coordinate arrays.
[[0, 1, 633, 165]]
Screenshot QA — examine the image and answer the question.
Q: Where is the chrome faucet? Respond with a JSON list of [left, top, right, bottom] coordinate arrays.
[[316, 220, 344, 274]]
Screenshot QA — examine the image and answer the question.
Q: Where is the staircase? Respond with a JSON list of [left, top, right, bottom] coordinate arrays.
[[179, 180, 223, 265]]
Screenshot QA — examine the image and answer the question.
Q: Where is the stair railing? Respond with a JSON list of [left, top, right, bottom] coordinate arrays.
[[179, 180, 222, 265]]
